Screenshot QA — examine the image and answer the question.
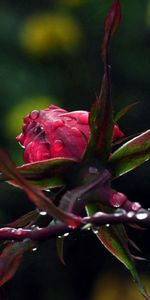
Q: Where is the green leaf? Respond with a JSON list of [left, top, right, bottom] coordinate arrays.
[[86, 203, 149, 300], [0, 240, 34, 286], [0, 158, 77, 189], [109, 130, 150, 177], [85, 0, 121, 161], [114, 102, 139, 122]]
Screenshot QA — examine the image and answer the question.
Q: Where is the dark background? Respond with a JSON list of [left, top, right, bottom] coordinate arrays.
[[0, 0, 150, 299]]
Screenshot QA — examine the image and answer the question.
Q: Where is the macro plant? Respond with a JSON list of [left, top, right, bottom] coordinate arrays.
[[0, 0, 150, 299]]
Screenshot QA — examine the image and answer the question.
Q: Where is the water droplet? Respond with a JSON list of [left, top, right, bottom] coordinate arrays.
[[111, 192, 126, 208], [31, 224, 36, 229], [106, 224, 110, 227], [127, 211, 135, 218], [53, 120, 64, 129], [82, 224, 91, 231], [16, 229, 23, 236], [136, 210, 148, 220], [63, 232, 69, 237], [132, 202, 141, 211], [114, 208, 126, 216], [16, 133, 25, 146], [93, 227, 99, 234], [71, 127, 82, 137], [52, 140, 64, 152], [89, 167, 99, 175], [58, 235, 63, 239], [45, 188, 51, 192], [94, 212, 104, 217], [30, 110, 40, 120], [78, 113, 88, 124], [86, 227, 91, 231], [39, 211, 47, 216], [93, 229, 99, 234], [68, 224, 78, 229], [18, 141, 25, 149], [32, 247, 37, 252]]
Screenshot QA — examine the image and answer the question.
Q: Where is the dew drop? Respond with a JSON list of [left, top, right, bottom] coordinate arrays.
[[31, 224, 36, 229], [93, 229, 99, 234], [111, 192, 126, 208], [94, 212, 104, 217], [18, 141, 25, 149], [16, 229, 23, 236], [68, 224, 77, 229], [63, 232, 69, 237], [39, 211, 47, 216], [45, 188, 51, 192], [17, 133, 25, 146], [58, 235, 63, 239], [89, 167, 99, 175], [93, 227, 99, 234], [86, 227, 91, 231], [52, 140, 64, 152], [82, 224, 91, 231], [105, 224, 110, 227], [78, 113, 88, 124], [136, 210, 148, 220], [71, 127, 82, 137], [30, 110, 40, 120], [114, 208, 126, 216], [132, 202, 141, 211], [127, 211, 135, 218], [32, 247, 37, 252]]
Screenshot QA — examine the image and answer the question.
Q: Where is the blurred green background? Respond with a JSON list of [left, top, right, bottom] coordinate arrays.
[[0, 0, 150, 299]]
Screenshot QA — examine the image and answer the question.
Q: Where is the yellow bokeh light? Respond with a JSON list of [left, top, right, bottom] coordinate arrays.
[[20, 13, 83, 56]]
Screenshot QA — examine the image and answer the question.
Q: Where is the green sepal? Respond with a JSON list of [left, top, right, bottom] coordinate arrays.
[[0, 158, 77, 190], [109, 130, 150, 177]]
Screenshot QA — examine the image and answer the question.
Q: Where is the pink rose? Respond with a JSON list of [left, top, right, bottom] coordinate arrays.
[[16, 104, 124, 163]]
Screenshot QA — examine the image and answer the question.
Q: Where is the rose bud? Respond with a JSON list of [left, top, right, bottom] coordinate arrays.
[[16, 104, 124, 163]]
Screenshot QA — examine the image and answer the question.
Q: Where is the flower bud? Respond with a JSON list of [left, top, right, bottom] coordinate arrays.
[[16, 105, 124, 163]]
